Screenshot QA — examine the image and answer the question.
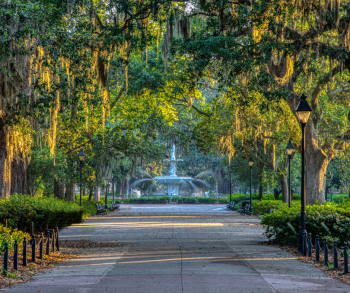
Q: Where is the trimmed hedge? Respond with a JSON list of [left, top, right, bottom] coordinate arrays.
[[123, 196, 171, 204], [261, 200, 350, 245], [0, 194, 83, 232], [121, 196, 229, 204], [252, 200, 289, 214]]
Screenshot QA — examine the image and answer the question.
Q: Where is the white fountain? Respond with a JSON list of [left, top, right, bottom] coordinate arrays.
[[152, 144, 194, 196], [131, 144, 211, 197]]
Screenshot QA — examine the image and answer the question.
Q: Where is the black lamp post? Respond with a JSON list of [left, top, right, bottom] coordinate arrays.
[[295, 94, 312, 254], [248, 157, 254, 211], [105, 180, 108, 210], [112, 180, 115, 204], [286, 140, 295, 208], [328, 172, 333, 202], [78, 148, 85, 207]]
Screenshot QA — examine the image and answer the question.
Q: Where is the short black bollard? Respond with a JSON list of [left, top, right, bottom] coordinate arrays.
[[315, 235, 320, 262], [303, 232, 307, 256], [40, 233, 44, 259], [46, 231, 50, 256], [56, 227, 59, 251], [52, 229, 55, 252], [3, 242, 8, 274], [308, 233, 312, 257], [344, 242, 349, 274], [334, 240, 338, 269], [13, 240, 18, 270], [23, 237, 27, 267], [31, 234, 36, 262], [324, 238, 329, 266]]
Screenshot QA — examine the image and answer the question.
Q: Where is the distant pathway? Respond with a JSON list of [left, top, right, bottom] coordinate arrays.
[[4, 204, 350, 292]]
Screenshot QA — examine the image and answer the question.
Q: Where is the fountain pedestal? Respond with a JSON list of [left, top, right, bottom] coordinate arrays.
[[168, 185, 179, 196]]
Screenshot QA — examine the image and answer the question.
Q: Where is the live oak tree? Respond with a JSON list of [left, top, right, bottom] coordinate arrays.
[[170, 0, 350, 204], [0, 0, 184, 198]]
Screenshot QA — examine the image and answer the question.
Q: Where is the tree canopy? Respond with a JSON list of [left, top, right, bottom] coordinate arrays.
[[1, 0, 350, 203]]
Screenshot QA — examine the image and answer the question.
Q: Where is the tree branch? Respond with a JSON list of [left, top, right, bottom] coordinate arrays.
[[311, 64, 342, 108]]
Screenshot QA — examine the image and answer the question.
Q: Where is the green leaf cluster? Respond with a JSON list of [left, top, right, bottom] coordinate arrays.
[[0, 194, 83, 231], [261, 200, 350, 246], [0, 225, 30, 254]]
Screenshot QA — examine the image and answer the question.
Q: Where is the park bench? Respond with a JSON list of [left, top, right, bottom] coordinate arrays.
[[227, 202, 235, 211], [111, 202, 120, 210], [96, 204, 107, 214], [239, 202, 251, 214]]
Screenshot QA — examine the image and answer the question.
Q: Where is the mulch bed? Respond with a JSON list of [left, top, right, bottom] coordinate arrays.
[[0, 250, 76, 290], [265, 242, 350, 285]]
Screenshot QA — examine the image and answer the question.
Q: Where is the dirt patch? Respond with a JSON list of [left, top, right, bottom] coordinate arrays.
[[0, 250, 76, 290], [265, 242, 350, 286]]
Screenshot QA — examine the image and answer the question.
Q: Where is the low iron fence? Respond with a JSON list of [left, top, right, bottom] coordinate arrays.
[[301, 232, 349, 273], [1, 222, 59, 275]]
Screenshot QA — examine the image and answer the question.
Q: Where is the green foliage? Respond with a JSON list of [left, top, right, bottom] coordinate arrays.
[[74, 196, 99, 217], [183, 197, 197, 204], [172, 197, 183, 204], [121, 196, 229, 204], [73, 196, 121, 217], [0, 194, 83, 232], [252, 200, 288, 214], [3, 270, 19, 279], [261, 200, 350, 246], [123, 196, 171, 204], [0, 225, 30, 254]]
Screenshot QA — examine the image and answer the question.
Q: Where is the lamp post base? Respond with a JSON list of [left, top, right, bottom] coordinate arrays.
[[296, 229, 306, 254]]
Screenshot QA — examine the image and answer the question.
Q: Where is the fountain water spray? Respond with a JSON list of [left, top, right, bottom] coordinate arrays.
[[133, 144, 210, 197]]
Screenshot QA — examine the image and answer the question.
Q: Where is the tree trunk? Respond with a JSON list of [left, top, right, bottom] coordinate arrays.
[[10, 155, 27, 195], [304, 120, 330, 205], [258, 183, 263, 201], [93, 187, 100, 201], [0, 33, 32, 198], [274, 189, 279, 200], [54, 179, 65, 200], [66, 182, 75, 201], [287, 98, 334, 205], [0, 125, 11, 198], [278, 174, 288, 203], [88, 186, 93, 201], [216, 169, 225, 194]]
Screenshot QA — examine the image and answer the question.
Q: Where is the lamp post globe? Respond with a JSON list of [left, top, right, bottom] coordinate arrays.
[[295, 94, 312, 254], [78, 148, 85, 207], [285, 140, 295, 208], [248, 157, 254, 212]]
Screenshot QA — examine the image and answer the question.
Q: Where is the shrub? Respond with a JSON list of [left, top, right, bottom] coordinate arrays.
[[217, 198, 229, 204], [172, 197, 183, 203], [252, 200, 288, 214], [122, 196, 170, 204], [0, 225, 30, 254], [0, 194, 83, 232], [183, 197, 197, 204], [197, 197, 216, 204], [261, 200, 350, 246]]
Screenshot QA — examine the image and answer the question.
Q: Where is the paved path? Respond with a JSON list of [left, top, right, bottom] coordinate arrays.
[[4, 204, 350, 292]]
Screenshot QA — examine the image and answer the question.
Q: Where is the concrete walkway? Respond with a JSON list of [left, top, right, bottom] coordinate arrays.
[[4, 204, 350, 293]]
